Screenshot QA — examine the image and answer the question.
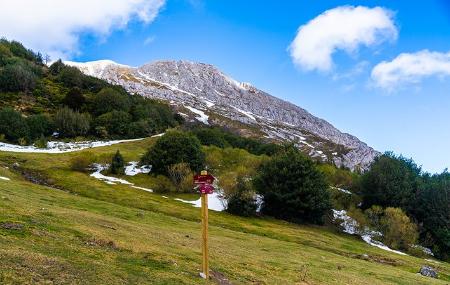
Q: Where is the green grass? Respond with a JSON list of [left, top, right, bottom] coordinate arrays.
[[0, 138, 449, 284]]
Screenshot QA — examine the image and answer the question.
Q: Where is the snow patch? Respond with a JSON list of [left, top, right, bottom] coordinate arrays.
[[185, 106, 209, 124], [174, 192, 226, 211], [90, 164, 153, 192], [124, 162, 151, 176], [0, 176, 10, 181], [65, 60, 130, 77], [0, 138, 144, 154], [232, 106, 256, 121]]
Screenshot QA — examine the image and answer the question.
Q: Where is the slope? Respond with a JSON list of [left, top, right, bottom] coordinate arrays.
[[0, 138, 448, 284]]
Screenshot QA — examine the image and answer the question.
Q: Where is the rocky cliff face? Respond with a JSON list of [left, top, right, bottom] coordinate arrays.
[[66, 60, 379, 171]]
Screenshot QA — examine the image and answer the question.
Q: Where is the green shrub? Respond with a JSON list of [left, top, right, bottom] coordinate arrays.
[[63, 87, 86, 110], [0, 108, 30, 143], [94, 111, 131, 137], [92, 87, 130, 115], [253, 147, 331, 224], [0, 61, 37, 92], [54, 107, 90, 138], [70, 152, 97, 172], [167, 163, 193, 193], [153, 175, 176, 193], [26, 114, 52, 140], [226, 176, 257, 217], [110, 150, 125, 175], [34, 135, 48, 149], [380, 207, 418, 251], [141, 131, 205, 175]]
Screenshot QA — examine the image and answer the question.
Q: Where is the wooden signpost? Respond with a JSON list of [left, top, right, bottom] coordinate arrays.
[[194, 170, 215, 280]]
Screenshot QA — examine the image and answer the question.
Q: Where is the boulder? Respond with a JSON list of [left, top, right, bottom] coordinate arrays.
[[419, 266, 438, 278]]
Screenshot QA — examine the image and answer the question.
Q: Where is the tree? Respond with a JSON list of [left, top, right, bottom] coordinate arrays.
[[253, 148, 331, 224], [110, 150, 125, 175], [63, 87, 86, 110], [412, 172, 450, 260], [141, 131, 205, 175], [360, 152, 421, 210], [0, 108, 30, 143], [53, 107, 90, 138], [92, 87, 131, 115]]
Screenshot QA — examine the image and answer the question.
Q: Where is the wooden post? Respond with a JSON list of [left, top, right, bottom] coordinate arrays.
[[201, 192, 209, 279]]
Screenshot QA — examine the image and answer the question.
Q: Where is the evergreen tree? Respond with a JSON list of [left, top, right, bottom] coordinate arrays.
[[111, 150, 125, 175]]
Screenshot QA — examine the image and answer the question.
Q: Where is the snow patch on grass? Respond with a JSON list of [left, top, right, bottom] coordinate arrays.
[[0, 176, 10, 181], [90, 164, 153, 192], [0, 138, 144, 154], [174, 191, 226, 211], [124, 162, 151, 176]]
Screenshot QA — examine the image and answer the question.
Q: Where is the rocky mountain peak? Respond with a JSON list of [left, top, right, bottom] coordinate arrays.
[[66, 59, 379, 171]]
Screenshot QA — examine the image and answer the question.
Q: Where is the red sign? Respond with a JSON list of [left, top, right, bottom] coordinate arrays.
[[194, 174, 215, 185], [199, 184, 214, 194]]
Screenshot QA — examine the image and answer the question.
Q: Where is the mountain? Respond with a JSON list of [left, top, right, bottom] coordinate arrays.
[[65, 60, 379, 171]]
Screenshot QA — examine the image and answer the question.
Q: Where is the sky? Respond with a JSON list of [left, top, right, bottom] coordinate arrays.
[[1, 0, 450, 173]]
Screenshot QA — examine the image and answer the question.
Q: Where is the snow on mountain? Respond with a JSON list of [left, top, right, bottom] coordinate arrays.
[[66, 59, 379, 171]]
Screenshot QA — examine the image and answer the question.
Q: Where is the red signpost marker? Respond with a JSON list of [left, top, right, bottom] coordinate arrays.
[[194, 170, 215, 280]]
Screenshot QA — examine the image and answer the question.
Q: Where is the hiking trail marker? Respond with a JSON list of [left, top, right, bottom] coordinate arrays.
[[194, 170, 215, 279]]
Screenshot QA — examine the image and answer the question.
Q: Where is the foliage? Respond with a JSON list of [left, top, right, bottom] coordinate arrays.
[[360, 152, 421, 210], [226, 176, 258, 217], [189, 126, 282, 156], [92, 87, 131, 115], [167, 163, 193, 193], [152, 175, 176, 193], [142, 131, 205, 175], [53, 107, 90, 138], [0, 108, 30, 143], [26, 114, 53, 140], [110, 150, 125, 175], [70, 152, 97, 172], [94, 111, 131, 138], [0, 61, 37, 92], [379, 207, 418, 252], [63, 87, 86, 110], [412, 172, 450, 260], [253, 147, 332, 224]]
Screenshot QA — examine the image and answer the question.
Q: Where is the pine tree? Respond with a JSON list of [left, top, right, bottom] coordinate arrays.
[[111, 150, 125, 175]]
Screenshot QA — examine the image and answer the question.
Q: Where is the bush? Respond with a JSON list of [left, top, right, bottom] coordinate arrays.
[[70, 152, 96, 172], [141, 131, 205, 175], [34, 135, 48, 149], [253, 147, 331, 224], [226, 176, 257, 217], [153, 175, 176, 193], [0, 108, 30, 143], [110, 150, 125, 175], [54, 107, 90, 138], [26, 114, 52, 140], [0, 62, 37, 92], [92, 87, 130, 115], [63, 87, 86, 110], [94, 111, 131, 138], [380, 207, 418, 251], [167, 163, 193, 193]]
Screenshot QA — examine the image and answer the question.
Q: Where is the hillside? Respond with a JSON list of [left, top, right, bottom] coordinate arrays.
[[0, 138, 448, 284], [65, 60, 379, 171]]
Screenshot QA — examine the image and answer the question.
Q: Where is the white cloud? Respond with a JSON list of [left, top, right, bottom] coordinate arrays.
[[289, 6, 397, 72], [0, 0, 165, 60], [371, 50, 450, 89]]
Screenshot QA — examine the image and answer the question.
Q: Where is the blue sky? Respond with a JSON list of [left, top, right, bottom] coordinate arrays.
[[2, 0, 450, 173]]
